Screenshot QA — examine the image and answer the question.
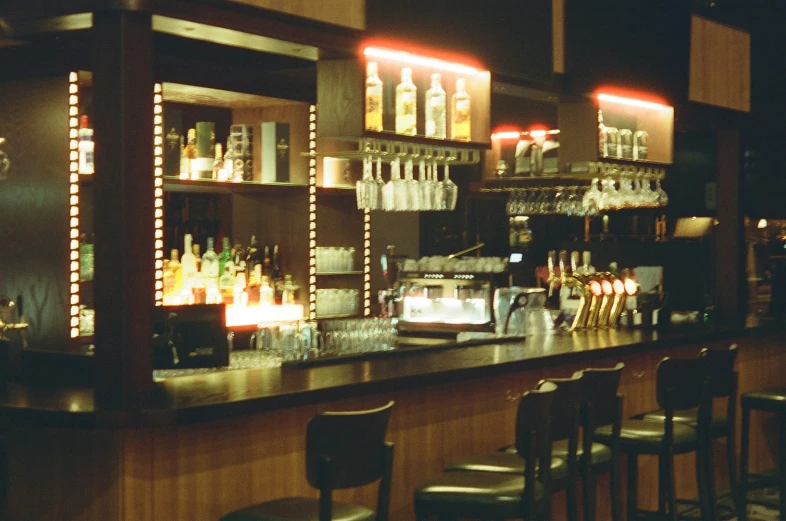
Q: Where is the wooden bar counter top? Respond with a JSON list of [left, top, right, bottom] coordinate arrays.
[[2, 324, 785, 521]]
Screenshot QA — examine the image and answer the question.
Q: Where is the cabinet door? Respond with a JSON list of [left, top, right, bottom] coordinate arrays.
[[0, 77, 70, 349]]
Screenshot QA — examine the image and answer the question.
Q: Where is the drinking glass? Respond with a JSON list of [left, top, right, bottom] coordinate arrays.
[[374, 157, 385, 210], [431, 160, 444, 210], [419, 160, 433, 211], [404, 158, 420, 211], [655, 179, 668, 207], [442, 162, 458, 211]]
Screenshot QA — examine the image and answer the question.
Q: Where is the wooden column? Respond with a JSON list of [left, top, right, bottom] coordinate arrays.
[[92, 10, 155, 407], [715, 127, 744, 326]]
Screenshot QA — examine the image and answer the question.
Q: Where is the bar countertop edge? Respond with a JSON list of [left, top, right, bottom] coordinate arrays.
[[1, 323, 782, 428]]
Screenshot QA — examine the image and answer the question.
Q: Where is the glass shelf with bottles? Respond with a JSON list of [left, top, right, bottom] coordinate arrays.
[[317, 43, 490, 147], [161, 234, 304, 328], [160, 82, 311, 189]]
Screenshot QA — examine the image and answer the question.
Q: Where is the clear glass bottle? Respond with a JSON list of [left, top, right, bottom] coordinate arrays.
[[192, 243, 201, 274], [184, 128, 198, 180], [271, 245, 284, 304], [78, 115, 94, 175], [281, 274, 296, 305], [162, 259, 174, 299], [169, 249, 182, 296], [365, 61, 384, 132], [247, 264, 261, 304], [245, 235, 260, 281], [260, 274, 275, 306], [180, 235, 197, 294], [451, 78, 471, 141], [395, 67, 417, 136], [179, 136, 189, 179], [201, 237, 219, 288], [219, 265, 235, 305], [213, 143, 224, 180], [218, 237, 232, 277], [425, 73, 446, 139]]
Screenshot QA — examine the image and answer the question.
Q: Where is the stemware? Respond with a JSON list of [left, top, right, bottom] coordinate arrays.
[[432, 160, 444, 210], [420, 160, 434, 211], [374, 157, 385, 210], [442, 162, 458, 211], [655, 179, 668, 207], [404, 158, 420, 211]]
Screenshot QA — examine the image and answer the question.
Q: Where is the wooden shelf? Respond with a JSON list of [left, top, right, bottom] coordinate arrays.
[[162, 176, 308, 194], [315, 271, 363, 276], [316, 313, 363, 319]]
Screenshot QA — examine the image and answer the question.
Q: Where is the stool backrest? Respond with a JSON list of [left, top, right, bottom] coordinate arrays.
[[700, 344, 738, 398], [306, 401, 394, 490], [538, 372, 584, 443], [579, 362, 624, 429], [656, 354, 709, 411], [514, 382, 556, 466]]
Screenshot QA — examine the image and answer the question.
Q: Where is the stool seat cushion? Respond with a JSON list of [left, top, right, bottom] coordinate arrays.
[[742, 388, 786, 413], [414, 470, 544, 519], [551, 439, 613, 465], [445, 451, 568, 480], [640, 409, 728, 436], [220, 497, 374, 521], [594, 419, 698, 455]]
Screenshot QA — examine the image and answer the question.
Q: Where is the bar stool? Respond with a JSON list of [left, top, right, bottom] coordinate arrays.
[[438, 372, 584, 521], [570, 362, 625, 521], [594, 355, 715, 521], [219, 401, 394, 521], [414, 383, 557, 521], [642, 345, 739, 515], [739, 388, 786, 521]]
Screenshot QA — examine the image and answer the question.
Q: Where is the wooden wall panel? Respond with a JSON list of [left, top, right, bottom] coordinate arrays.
[[227, 0, 365, 30], [690, 15, 751, 112], [0, 77, 69, 352], [552, 0, 565, 73]]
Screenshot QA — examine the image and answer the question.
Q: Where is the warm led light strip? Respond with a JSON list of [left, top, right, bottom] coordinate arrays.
[[363, 210, 371, 316], [68, 72, 80, 338], [363, 47, 479, 75], [596, 93, 668, 111], [308, 105, 317, 321], [153, 84, 165, 305]]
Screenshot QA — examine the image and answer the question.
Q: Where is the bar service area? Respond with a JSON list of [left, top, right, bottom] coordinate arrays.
[[0, 2, 783, 521]]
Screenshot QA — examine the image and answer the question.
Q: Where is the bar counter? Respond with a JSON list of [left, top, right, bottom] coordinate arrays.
[[3, 324, 786, 521]]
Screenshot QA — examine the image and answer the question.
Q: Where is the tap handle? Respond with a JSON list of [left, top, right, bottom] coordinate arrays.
[[547, 250, 556, 277], [558, 250, 568, 277], [571, 251, 579, 274]]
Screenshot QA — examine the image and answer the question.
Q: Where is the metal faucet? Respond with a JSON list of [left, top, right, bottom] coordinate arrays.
[[0, 296, 28, 344]]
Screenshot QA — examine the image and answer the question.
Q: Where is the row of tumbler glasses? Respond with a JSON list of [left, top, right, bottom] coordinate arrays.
[[315, 246, 356, 273], [316, 288, 360, 317], [506, 176, 668, 216], [356, 156, 457, 212], [320, 317, 398, 356]]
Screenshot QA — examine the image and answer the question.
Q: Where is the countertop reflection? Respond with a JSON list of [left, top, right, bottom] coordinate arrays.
[[0, 325, 763, 427]]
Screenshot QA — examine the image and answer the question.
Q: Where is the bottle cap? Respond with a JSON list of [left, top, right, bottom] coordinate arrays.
[[401, 67, 412, 81], [80, 115, 89, 129], [456, 78, 466, 91], [367, 61, 378, 75], [431, 73, 441, 84]]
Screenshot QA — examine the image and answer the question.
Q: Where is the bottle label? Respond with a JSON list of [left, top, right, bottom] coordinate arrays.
[[455, 100, 470, 123], [400, 92, 416, 115]]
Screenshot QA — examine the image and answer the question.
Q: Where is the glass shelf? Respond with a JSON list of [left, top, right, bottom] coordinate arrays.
[[162, 176, 308, 194], [315, 271, 363, 276]]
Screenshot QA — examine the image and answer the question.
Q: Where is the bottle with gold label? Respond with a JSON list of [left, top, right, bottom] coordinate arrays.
[[395, 67, 417, 136], [451, 78, 471, 141], [184, 128, 198, 179], [425, 73, 446, 139], [169, 249, 183, 297], [365, 61, 384, 132]]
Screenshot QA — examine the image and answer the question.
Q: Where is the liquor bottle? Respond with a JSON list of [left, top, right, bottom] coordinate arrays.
[[201, 237, 219, 287], [395, 67, 417, 136], [165, 127, 181, 177], [169, 249, 183, 296], [180, 235, 197, 293], [281, 274, 296, 305], [451, 78, 471, 141], [245, 236, 260, 280], [184, 128, 198, 180], [192, 243, 202, 274], [598, 110, 607, 158], [179, 136, 189, 179], [162, 259, 174, 299], [247, 264, 261, 304], [78, 115, 94, 175], [262, 245, 272, 279], [233, 242, 246, 277], [365, 61, 384, 132], [192, 271, 207, 304], [219, 264, 235, 305], [271, 245, 284, 304], [218, 237, 232, 276], [260, 274, 275, 306], [425, 73, 447, 139], [213, 143, 225, 180]]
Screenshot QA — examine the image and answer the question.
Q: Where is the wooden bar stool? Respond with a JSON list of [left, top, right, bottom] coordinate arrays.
[[594, 355, 715, 521], [414, 383, 557, 521], [219, 401, 394, 521], [739, 388, 786, 521], [439, 372, 584, 521], [642, 345, 739, 516]]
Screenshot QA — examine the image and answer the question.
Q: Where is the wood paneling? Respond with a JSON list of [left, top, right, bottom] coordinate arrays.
[[552, 0, 565, 74], [0, 76, 69, 353], [5, 333, 786, 521], [227, 0, 365, 30], [690, 15, 751, 112]]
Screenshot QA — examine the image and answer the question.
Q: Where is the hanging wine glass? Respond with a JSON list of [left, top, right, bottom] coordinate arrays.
[[419, 160, 433, 211], [655, 178, 668, 207], [582, 178, 602, 214], [404, 157, 420, 211], [374, 156, 385, 210], [442, 161, 458, 211], [553, 186, 565, 215], [356, 155, 375, 210], [393, 157, 408, 210], [432, 159, 444, 210], [382, 158, 395, 211]]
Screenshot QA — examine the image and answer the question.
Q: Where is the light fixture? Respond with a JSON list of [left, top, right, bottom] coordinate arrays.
[[363, 46, 480, 75], [154, 83, 164, 305], [308, 104, 317, 320], [758, 219, 768, 229], [364, 210, 371, 316], [68, 72, 80, 339], [596, 92, 668, 111]]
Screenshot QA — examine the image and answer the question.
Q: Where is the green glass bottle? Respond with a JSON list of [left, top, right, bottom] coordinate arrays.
[[218, 237, 232, 276]]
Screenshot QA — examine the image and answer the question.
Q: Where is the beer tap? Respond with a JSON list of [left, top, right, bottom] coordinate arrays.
[[596, 276, 615, 328], [547, 250, 590, 331], [607, 277, 628, 328]]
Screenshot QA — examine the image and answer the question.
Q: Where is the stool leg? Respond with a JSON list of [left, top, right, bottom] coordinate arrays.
[[696, 442, 710, 521], [726, 426, 740, 513], [583, 466, 597, 521], [740, 406, 750, 521], [658, 453, 668, 514], [627, 453, 638, 521], [778, 419, 786, 521], [665, 451, 678, 521], [610, 454, 621, 521]]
